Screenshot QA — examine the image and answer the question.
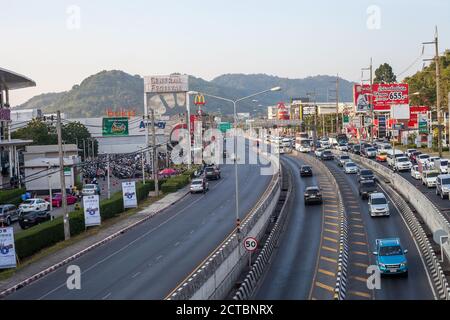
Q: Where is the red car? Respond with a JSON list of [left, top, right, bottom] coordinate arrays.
[[45, 193, 78, 207]]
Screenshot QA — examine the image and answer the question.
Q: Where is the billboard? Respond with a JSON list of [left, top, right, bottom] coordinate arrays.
[[0, 227, 16, 269], [122, 181, 138, 209], [83, 195, 101, 227], [390, 104, 410, 120], [354, 83, 409, 112], [102, 117, 129, 136], [144, 75, 189, 93]]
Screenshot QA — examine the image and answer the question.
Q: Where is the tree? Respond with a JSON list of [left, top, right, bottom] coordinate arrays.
[[12, 118, 57, 145], [374, 63, 397, 84], [62, 121, 98, 159]]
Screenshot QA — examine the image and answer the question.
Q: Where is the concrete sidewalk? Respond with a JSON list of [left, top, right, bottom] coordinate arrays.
[[0, 187, 190, 294]]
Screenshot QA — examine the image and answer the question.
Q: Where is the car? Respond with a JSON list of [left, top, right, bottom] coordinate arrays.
[[411, 165, 421, 179], [421, 170, 439, 188], [410, 151, 422, 163], [376, 151, 387, 162], [359, 180, 377, 199], [417, 154, 431, 166], [405, 149, 417, 158], [19, 198, 50, 213], [190, 178, 209, 194], [299, 145, 311, 153], [304, 186, 322, 205], [321, 150, 334, 160], [387, 150, 405, 168], [364, 147, 377, 159], [205, 165, 221, 180], [373, 238, 408, 276], [82, 184, 101, 196], [344, 162, 358, 174], [18, 210, 51, 229], [336, 143, 348, 151], [300, 165, 313, 177], [337, 155, 351, 167], [281, 138, 292, 148], [0, 204, 19, 226], [44, 193, 78, 208], [358, 169, 375, 182], [427, 156, 440, 169], [434, 158, 449, 174], [436, 174, 450, 199], [352, 144, 361, 155], [315, 148, 325, 158], [368, 193, 390, 217], [393, 157, 413, 172]]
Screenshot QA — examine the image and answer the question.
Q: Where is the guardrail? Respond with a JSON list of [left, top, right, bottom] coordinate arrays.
[[337, 151, 450, 300], [167, 146, 281, 300], [233, 160, 292, 300]]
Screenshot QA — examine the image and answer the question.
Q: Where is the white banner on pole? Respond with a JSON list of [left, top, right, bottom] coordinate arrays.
[[122, 181, 138, 209], [83, 195, 101, 227], [0, 227, 17, 269]]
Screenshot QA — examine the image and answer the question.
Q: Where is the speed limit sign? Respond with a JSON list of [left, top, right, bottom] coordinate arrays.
[[244, 237, 258, 252]]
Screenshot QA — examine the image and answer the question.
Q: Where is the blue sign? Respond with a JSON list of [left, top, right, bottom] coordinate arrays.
[[139, 121, 166, 130]]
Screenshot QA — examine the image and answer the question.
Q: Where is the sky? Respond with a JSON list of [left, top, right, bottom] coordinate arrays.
[[1, 0, 449, 105]]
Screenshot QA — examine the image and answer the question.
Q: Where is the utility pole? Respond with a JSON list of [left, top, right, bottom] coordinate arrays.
[[369, 58, 373, 143], [151, 108, 159, 196], [336, 74, 340, 134], [83, 139, 86, 161], [423, 27, 442, 156], [91, 138, 95, 159], [57, 111, 70, 241], [107, 153, 111, 199]]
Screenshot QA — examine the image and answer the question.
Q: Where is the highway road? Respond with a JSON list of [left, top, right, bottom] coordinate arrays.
[[323, 158, 435, 300], [5, 163, 272, 300], [255, 154, 339, 300]]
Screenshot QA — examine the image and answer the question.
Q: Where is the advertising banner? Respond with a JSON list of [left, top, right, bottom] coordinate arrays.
[[83, 195, 101, 227], [0, 227, 16, 269], [354, 83, 409, 112], [144, 75, 189, 93], [378, 115, 387, 138], [102, 117, 129, 136], [122, 181, 138, 209]]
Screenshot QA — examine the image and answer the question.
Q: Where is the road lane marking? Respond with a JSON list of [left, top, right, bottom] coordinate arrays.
[[322, 246, 338, 253], [325, 215, 339, 220], [353, 224, 364, 228], [351, 241, 367, 246], [132, 272, 141, 279], [324, 236, 338, 243], [351, 218, 363, 222], [324, 221, 339, 227], [352, 251, 368, 256], [351, 276, 367, 283], [352, 232, 365, 236], [320, 256, 337, 263], [353, 262, 369, 268], [156, 255, 163, 261], [318, 269, 336, 277], [315, 282, 335, 292], [348, 291, 371, 298], [102, 293, 112, 300], [174, 242, 180, 247], [324, 228, 339, 234]]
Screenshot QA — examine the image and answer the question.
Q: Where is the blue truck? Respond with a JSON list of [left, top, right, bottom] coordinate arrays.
[[373, 238, 408, 276]]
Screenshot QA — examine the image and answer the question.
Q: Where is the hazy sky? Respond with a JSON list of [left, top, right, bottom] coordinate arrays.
[[2, 0, 449, 105]]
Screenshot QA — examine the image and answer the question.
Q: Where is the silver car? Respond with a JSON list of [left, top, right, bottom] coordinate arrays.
[[0, 204, 19, 226], [190, 178, 209, 194], [368, 193, 390, 217]]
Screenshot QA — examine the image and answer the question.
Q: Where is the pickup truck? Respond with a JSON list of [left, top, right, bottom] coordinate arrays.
[[358, 180, 377, 199], [421, 170, 438, 188], [373, 238, 408, 276]]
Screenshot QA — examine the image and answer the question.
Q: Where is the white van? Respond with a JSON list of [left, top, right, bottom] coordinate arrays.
[[386, 149, 405, 168], [434, 158, 449, 174]]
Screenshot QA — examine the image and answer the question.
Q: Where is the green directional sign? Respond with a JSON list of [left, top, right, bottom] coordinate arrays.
[[218, 122, 232, 133], [102, 117, 129, 136], [343, 115, 349, 124]]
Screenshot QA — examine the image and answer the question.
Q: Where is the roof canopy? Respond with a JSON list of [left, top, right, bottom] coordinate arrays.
[[0, 67, 36, 91]]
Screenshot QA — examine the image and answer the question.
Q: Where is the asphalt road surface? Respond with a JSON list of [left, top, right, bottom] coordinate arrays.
[[5, 162, 272, 300]]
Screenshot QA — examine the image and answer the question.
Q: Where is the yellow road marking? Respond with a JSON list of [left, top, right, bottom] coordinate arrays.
[[352, 232, 366, 236], [325, 215, 339, 220], [321, 256, 338, 263], [325, 221, 339, 227], [353, 262, 369, 268], [315, 282, 335, 292], [318, 269, 336, 277], [348, 291, 371, 299], [351, 276, 368, 283], [352, 241, 367, 246], [351, 217, 363, 221], [352, 251, 368, 256], [323, 246, 338, 253], [324, 236, 338, 243], [353, 224, 365, 228], [325, 228, 339, 234]]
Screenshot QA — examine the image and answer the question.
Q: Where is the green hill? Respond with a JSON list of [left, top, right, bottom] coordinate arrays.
[[14, 70, 355, 117]]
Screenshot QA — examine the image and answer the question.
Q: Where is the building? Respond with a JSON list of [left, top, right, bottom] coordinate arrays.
[[23, 144, 80, 193], [0, 67, 36, 188]]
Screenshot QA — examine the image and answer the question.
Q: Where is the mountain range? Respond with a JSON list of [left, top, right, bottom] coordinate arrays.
[[15, 70, 355, 117]]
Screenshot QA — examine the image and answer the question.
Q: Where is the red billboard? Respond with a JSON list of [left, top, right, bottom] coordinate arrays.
[[354, 83, 409, 112]]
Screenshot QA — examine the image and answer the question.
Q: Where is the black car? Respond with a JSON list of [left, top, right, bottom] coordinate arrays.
[[358, 180, 377, 199], [352, 145, 361, 155], [321, 150, 334, 161], [18, 210, 51, 229], [304, 186, 323, 205], [300, 165, 313, 177], [358, 169, 376, 182]]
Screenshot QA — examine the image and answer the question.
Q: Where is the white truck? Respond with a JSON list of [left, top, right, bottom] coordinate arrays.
[[434, 158, 449, 174]]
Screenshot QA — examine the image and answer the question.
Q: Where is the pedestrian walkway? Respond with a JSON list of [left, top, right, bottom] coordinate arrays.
[[0, 187, 190, 293]]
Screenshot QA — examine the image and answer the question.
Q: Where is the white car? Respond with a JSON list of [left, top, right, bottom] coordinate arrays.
[[19, 198, 50, 213], [344, 162, 358, 174], [417, 154, 431, 166], [299, 145, 311, 153], [368, 193, 390, 217], [190, 178, 209, 194], [411, 165, 421, 179], [406, 148, 417, 158], [421, 170, 439, 188], [315, 148, 324, 158], [394, 157, 412, 172], [427, 156, 440, 168], [337, 144, 348, 151]]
